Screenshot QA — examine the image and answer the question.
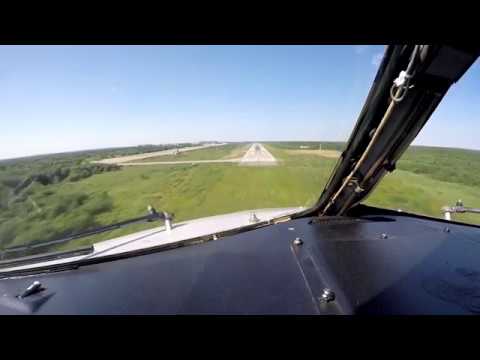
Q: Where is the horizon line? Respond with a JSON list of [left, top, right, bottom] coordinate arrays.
[[1, 140, 480, 162]]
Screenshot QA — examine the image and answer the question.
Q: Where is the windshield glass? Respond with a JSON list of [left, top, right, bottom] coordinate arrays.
[[0, 45, 383, 260], [366, 58, 480, 225]]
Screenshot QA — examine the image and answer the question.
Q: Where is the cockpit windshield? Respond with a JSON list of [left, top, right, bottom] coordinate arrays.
[[1, 45, 478, 262], [366, 57, 480, 225]]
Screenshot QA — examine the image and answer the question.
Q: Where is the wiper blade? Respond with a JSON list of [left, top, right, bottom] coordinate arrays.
[[0, 207, 173, 261], [310, 44, 480, 217]]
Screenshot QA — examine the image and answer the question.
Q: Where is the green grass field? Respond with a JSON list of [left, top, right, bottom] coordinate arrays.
[[1, 142, 480, 255], [365, 146, 480, 224]]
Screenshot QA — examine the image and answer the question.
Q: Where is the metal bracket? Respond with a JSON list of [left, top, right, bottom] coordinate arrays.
[[348, 178, 365, 193], [290, 238, 339, 314], [442, 200, 480, 221]]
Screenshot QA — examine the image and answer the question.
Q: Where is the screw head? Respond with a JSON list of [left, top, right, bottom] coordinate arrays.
[[381, 233, 388, 239], [320, 288, 335, 303], [293, 237, 303, 246]]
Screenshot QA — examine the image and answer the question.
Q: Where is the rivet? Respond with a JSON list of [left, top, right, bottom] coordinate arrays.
[[293, 237, 303, 246], [320, 288, 335, 303]]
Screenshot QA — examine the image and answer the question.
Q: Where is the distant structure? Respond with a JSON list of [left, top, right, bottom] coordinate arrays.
[[173, 148, 179, 155], [299, 145, 310, 149]]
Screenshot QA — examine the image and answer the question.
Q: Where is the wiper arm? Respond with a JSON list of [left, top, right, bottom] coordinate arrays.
[[0, 206, 174, 260], [310, 44, 480, 217], [442, 200, 480, 221]]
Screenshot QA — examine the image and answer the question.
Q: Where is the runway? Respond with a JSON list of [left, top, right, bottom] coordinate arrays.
[[101, 143, 277, 166], [239, 143, 277, 165]]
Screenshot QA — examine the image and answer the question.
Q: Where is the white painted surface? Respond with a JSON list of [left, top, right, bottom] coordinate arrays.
[[0, 207, 303, 273], [240, 143, 277, 164], [105, 143, 277, 166]]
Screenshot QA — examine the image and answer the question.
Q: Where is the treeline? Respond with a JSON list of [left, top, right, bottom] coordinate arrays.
[[0, 190, 114, 251], [1, 163, 120, 201], [0, 149, 123, 249], [0, 154, 120, 249], [0, 141, 214, 251], [398, 146, 480, 188], [0, 142, 198, 166], [0, 143, 175, 206], [265, 141, 346, 151]]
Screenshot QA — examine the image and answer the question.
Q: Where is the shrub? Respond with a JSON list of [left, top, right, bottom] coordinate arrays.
[[0, 176, 23, 188], [0, 221, 19, 247], [50, 192, 89, 217], [83, 192, 113, 215]]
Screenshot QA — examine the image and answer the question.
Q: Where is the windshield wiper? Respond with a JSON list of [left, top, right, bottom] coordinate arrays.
[[442, 200, 480, 221], [306, 44, 480, 217], [0, 206, 174, 261]]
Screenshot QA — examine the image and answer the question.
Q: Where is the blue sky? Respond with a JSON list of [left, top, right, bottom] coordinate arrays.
[[0, 45, 478, 159]]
